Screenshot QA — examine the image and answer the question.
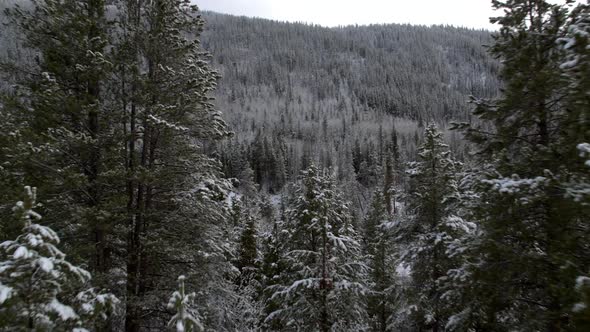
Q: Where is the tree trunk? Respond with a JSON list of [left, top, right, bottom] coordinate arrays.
[[84, 0, 107, 276]]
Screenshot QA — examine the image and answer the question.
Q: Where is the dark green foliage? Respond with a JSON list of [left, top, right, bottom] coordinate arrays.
[[363, 191, 394, 332], [0, 0, 588, 330], [1, 0, 116, 279], [0, 0, 238, 330], [450, 1, 590, 330], [0, 187, 118, 330], [237, 213, 258, 273], [259, 222, 286, 331], [266, 165, 368, 331], [396, 124, 465, 331]]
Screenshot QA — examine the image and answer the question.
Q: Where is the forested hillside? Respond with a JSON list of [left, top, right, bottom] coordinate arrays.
[[0, 0, 589, 331], [202, 12, 499, 122], [201, 13, 500, 194]]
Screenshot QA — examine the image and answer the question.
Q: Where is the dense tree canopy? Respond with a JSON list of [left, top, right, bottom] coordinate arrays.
[[0, 0, 588, 331]]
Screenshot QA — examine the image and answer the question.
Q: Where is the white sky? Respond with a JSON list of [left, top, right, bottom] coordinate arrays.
[[196, 0, 583, 30], [195, 0, 500, 30]]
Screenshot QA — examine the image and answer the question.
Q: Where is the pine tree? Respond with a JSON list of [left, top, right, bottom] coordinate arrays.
[[266, 165, 368, 331], [224, 196, 264, 331], [259, 221, 286, 331], [0, 186, 118, 330], [168, 275, 203, 332], [451, 1, 590, 329], [363, 191, 394, 332], [237, 208, 259, 281], [562, 6, 590, 328], [559, 2, 590, 205], [383, 153, 395, 216], [259, 194, 275, 224], [398, 124, 466, 331], [238, 162, 260, 200], [113, 1, 236, 329], [3, 0, 117, 282], [390, 126, 400, 169]]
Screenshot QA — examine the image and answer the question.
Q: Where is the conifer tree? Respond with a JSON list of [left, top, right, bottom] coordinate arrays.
[[383, 153, 395, 215], [113, 1, 236, 329], [236, 203, 260, 289], [562, 7, 590, 328], [3, 0, 116, 281], [266, 165, 368, 331], [451, 1, 590, 329], [238, 218, 258, 273], [363, 191, 394, 332], [398, 124, 466, 331], [259, 221, 286, 331], [0, 186, 118, 330], [168, 275, 203, 332]]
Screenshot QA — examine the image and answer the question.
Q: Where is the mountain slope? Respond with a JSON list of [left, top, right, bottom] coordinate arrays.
[[202, 12, 499, 124], [199, 12, 499, 194]]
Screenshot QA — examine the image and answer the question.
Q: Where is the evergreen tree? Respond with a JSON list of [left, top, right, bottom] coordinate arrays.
[[259, 221, 286, 331], [227, 197, 263, 331], [238, 162, 260, 200], [0, 186, 118, 330], [398, 124, 465, 331], [451, 1, 590, 329], [113, 1, 236, 329], [390, 127, 400, 169], [3, 0, 117, 283], [562, 6, 590, 328], [363, 191, 395, 332], [259, 194, 275, 224], [238, 218, 258, 272], [383, 153, 395, 216], [236, 205, 260, 286], [168, 275, 203, 332], [2, 0, 239, 329], [266, 165, 368, 331]]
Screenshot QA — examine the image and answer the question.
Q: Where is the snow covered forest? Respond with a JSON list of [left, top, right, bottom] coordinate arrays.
[[0, 0, 588, 331]]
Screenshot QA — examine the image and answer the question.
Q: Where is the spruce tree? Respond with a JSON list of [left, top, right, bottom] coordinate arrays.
[[383, 153, 395, 216], [451, 1, 590, 330], [113, 1, 236, 329], [363, 191, 395, 332], [259, 221, 286, 331], [266, 165, 368, 331], [0, 186, 118, 330], [238, 218, 258, 273], [3, 0, 117, 282], [398, 124, 465, 331], [167, 275, 203, 332], [561, 6, 590, 327]]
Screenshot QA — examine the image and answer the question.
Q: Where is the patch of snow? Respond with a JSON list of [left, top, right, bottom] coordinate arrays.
[[573, 302, 587, 313], [47, 298, 78, 321], [37, 257, 54, 272], [0, 284, 13, 304], [269, 194, 282, 208], [483, 175, 548, 194], [576, 276, 590, 289], [396, 263, 411, 278], [13, 246, 31, 259]]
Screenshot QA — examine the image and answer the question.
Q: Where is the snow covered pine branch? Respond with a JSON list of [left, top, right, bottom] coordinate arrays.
[[0, 186, 118, 330]]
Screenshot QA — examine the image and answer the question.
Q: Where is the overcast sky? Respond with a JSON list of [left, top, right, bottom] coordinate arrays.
[[195, 0, 500, 30]]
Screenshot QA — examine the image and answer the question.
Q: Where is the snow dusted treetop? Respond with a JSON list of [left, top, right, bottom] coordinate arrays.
[[0, 186, 118, 330], [168, 275, 203, 332], [406, 123, 459, 223], [446, 2, 590, 330], [399, 124, 465, 331], [267, 165, 368, 331]]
